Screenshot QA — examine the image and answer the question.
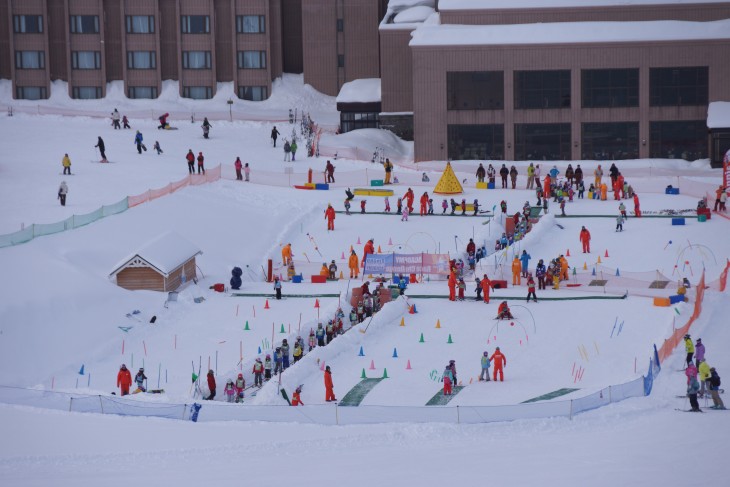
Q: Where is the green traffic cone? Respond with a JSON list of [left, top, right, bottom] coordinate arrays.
[[447, 334, 453, 344], [382, 368, 389, 379], [280, 324, 285, 333], [361, 368, 367, 379], [419, 333, 425, 343], [244, 321, 250, 331]]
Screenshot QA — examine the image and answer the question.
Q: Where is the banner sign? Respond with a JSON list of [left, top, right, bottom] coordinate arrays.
[[363, 253, 451, 275], [724, 149, 729, 189]]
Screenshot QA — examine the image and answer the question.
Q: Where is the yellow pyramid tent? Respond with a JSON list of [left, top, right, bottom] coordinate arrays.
[[433, 162, 463, 194]]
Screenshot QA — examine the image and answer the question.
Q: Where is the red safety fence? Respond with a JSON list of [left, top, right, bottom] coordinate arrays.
[[656, 270, 706, 364], [128, 165, 222, 207]]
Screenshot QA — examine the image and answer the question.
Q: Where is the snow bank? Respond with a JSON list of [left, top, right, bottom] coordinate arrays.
[[335, 79, 381, 104]]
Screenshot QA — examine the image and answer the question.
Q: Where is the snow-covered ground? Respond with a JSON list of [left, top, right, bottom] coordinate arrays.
[[0, 76, 728, 486]]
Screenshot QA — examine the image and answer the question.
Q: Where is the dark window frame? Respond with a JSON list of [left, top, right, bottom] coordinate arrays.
[[237, 51, 267, 70], [13, 15, 43, 33], [71, 51, 102, 70], [581, 122, 640, 161], [182, 51, 212, 70], [125, 15, 155, 34], [127, 51, 157, 70], [16, 86, 48, 100], [182, 86, 213, 100], [180, 15, 210, 34], [236, 15, 266, 33], [72, 86, 102, 99], [15, 51, 45, 70], [70, 15, 99, 34], [514, 123, 572, 161], [128, 86, 159, 99], [447, 72, 504, 111], [649, 120, 707, 161], [514, 70, 571, 110], [447, 124, 505, 160], [649, 67, 708, 107], [582, 68, 639, 108], [238, 85, 268, 101]]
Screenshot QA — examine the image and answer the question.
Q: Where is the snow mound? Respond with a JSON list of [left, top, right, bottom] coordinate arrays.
[[393, 6, 435, 23], [318, 128, 414, 162]]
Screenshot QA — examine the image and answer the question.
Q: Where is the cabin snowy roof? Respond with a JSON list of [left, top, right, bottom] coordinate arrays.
[[438, 0, 730, 10], [708, 102, 730, 129], [109, 231, 202, 278], [410, 18, 730, 47], [336, 79, 382, 104]]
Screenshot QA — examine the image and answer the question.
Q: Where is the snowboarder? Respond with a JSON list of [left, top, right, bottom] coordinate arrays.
[[274, 276, 282, 300], [325, 203, 336, 231], [95, 136, 107, 162], [117, 364, 132, 396], [479, 352, 491, 381], [324, 365, 336, 402], [186, 149, 195, 174], [490, 348, 507, 382], [271, 126, 280, 147], [234, 157, 243, 180], [579, 226, 591, 253], [197, 152, 205, 175], [206, 370, 216, 400], [134, 130, 144, 154], [57, 181, 69, 206], [122, 115, 130, 129], [111, 109, 121, 129], [201, 117, 212, 139], [62, 153, 71, 175], [252, 359, 263, 387], [153, 141, 163, 155], [158, 112, 169, 130], [134, 367, 147, 392]]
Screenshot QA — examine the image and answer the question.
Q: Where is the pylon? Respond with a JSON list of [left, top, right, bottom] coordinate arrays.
[[79, 365, 85, 375], [339, 271, 344, 279], [616, 268, 620, 276], [280, 324, 285, 333], [244, 321, 250, 330], [406, 359, 412, 370], [264, 299, 270, 309], [605, 249, 609, 258], [314, 299, 320, 308], [392, 347, 398, 358], [597, 256, 602, 264], [572, 267, 576, 276], [358, 346, 364, 356], [388, 237, 393, 245], [566, 248, 571, 257], [258, 346, 261, 354], [583, 262, 587, 270], [341, 251, 345, 259], [409, 304, 417, 314], [419, 333, 425, 343], [320, 360, 326, 371], [361, 368, 367, 379], [447, 334, 453, 344], [592, 267, 596, 276], [368, 274, 373, 278], [377, 245, 382, 253], [399, 317, 405, 327], [382, 368, 389, 379], [435, 319, 441, 329], [369, 359, 375, 370], [357, 236, 361, 244]]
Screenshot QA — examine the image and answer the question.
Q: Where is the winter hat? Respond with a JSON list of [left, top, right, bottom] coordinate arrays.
[[483, 352, 488, 356]]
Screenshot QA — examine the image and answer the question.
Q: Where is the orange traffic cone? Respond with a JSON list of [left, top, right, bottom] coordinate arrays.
[[377, 245, 382, 253]]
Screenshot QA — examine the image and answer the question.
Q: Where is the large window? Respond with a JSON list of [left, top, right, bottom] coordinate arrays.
[[515, 124, 571, 161], [15, 51, 45, 70], [182, 51, 211, 69], [238, 86, 268, 101], [128, 86, 158, 99], [447, 72, 503, 110], [237, 15, 265, 33], [127, 51, 156, 70], [650, 67, 708, 107], [650, 121, 707, 161], [183, 86, 213, 100], [582, 68, 639, 108], [340, 112, 379, 133], [447, 125, 504, 160], [72, 51, 101, 70], [126, 16, 154, 34], [514, 70, 570, 109], [181, 15, 210, 34], [13, 15, 43, 33], [238, 51, 266, 69], [582, 122, 639, 160], [16, 86, 47, 100], [70, 15, 99, 34], [72, 87, 102, 99]]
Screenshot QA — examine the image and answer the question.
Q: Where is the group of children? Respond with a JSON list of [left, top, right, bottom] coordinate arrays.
[[684, 334, 725, 411]]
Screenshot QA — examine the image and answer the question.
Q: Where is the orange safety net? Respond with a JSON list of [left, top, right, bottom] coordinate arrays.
[[657, 270, 706, 364]]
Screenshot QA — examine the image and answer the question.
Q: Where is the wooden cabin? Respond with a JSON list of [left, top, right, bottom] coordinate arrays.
[[109, 232, 202, 292]]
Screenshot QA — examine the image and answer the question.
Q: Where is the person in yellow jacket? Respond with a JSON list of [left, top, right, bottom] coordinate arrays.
[[281, 243, 292, 266], [511, 257, 521, 286], [600, 182, 608, 201], [348, 250, 359, 278], [684, 334, 695, 367], [62, 153, 72, 175], [698, 359, 711, 397]]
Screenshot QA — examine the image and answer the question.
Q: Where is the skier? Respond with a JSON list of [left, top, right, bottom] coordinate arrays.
[[62, 153, 71, 175], [449, 360, 458, 386], [316, 323, 325, 346], [281, 243, 293, 266], [349, 250, 359, 278], [274, 276, 282, 300], [197, 152, 205, 175], [271, 126, 280, 147], [206, 370, 216, 400], [224, 379, 236, 402], [153, 141, 163, 155], [116, 364, 132, 396], [244, 163, 250, 182], [328, 260, 338, 279], [457, 277, 466, 301], [420, 192, 428, 216], [687, 375, 701, 412], [526, 273, 537, 302], [384, 197, 391, 213], [95, 136, 107, 162], [698, 359, 711, 397], [496, 301, 513, 320], [616, 214, 624, 232], [361, 199, 367, 214], [324, 365, 336, 402], [273, 347, 283, 376], [122, 115, 130, 129], [326, 160, 335, 183], [158, 112, 169, 130], [291, 385, 304, 406], [448, 271, 457, 301], [252, 358, 263, 387], [134, 367, 147, 393], [520, 250, 531, 278], [708, 368, 725, 409], [384, 158, 393, 184], [57, 181, 69, 206], [362, 239, 375, 268], [201, 117, 212, 139], [283, 140, 291, 162], [481, 274, 493, 304], [404, 188, 415, 213], [325, 203, 336, 231], [684, 334, 694, 367], [490, 347, 507, 382], [429, 199, 435, 215], [235, 373, 245, 402], [441, 199, 448, 214], [186, 149, 195, 174], [633, 193, 641, 217], [511, 257, 521, 286], [479, 352, 491, 381], [475, 277, 482, 301], [293, 340, 303, 363], [526, 163, 535, 189], [290, 140, 298, 161], [111, 109, 121, 129], [442, 364, 454, 396], [694, 338, 705, 368], [264, 354, 272, 381], [281, 339, 290, 370], [134, 130, 144, 154], [579, 226, 591, 253], [234, 157, 243, 180], [308, 329, 316, 352]]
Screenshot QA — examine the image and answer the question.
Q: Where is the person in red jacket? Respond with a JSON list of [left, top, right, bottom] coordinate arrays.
[[158, 112, 169, 129], [325, 204, 336, 231], [448, 272, 457, 301], [324, 365, 336, 402], [481, 274, 492, 303], [206, 369, 216, 400], [117, 364, 132, 396], [490, 347, 507, 381], [633, 193, 641, 217], [420, 192, 429, 216], [362, 239, 375, 267], [405, 188, 415, 213], [466, 238, 476, 255], [291, 385, 304, 406], [197, 152, 205, 175], [579, 226, 591, 253], [543, 174, 552, 201], [186, 149, 195, 174]]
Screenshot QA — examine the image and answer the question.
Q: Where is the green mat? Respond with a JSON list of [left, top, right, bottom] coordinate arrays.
[[521, 388, 580, 403], [338, 378, 384, 407], [426, 385, 465, 406]]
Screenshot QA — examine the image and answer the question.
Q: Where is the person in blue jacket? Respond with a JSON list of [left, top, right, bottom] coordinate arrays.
[[479, 352, 491, 381], [519, 250, 532, 278], [549, 165, 560, 179], [397, 274, 408, 296], [134, 130, 144, 154], [273, 347, 283, 376]]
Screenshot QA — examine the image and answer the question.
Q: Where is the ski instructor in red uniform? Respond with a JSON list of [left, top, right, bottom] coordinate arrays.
[[490, 348, 507, 382], [117, 364, 132, 396]]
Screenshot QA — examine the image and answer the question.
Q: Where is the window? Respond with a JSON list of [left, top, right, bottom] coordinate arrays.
[[514, 70, 570, 109], [582, 69, 639, 108], [13, 15, 43, 33], [128, 86, 158, 99], [650, 67, 708, 107], [238, 51, 266, 69], [237, 15, 265, 33], [126, 16, 154, 34], [340, 112, 379, 133], [337, 19, 344, 32], [16, 86, 47, 100], [581, 122, 639, 160], [650, 121, 707, 161], [72, 51, 101, 70], [447, 125, 504, 160], [515, 124, 571, 161], [238, 86, 268, 101], [15, 51, 45, 70], [183, 86, 213, 100], [447, 72, 504, 110], [127, 51, 156, 70], [181, 15, 209, 34], [337, 55, 345, 68], [182, 51, 211, 69], [72, 87, 102, 99], [70, 15, 99, 34]]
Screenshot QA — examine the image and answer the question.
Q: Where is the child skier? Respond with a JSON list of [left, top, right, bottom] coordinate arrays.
[[479, 352, 491, 381], [616, 214, 624, 232], [442, 365, 454, 395], [526, 273, 537, 302], [253, 358, 263, 387], [153, 141, 163, 155], [401, 205, 409, 221], [397, 198, 403, 215], [264, 354, 272, 381], [428, 199, 434, 215], [224, 379, 236, 402], [475, 277, 482, 301], [361, 200, 366, 214], [384, 197, 391, 213], [235, 373, 245, 402], [457, 278, 466, 301], [442, 199, 448, 214], [134, 368, 147, 393], [308, 329, 317, 352], [344, 199, 351, 215]]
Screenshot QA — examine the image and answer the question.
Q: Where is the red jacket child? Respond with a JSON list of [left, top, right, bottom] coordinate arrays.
[[117, 365, 132, 396], [325, 204, 336, 230], [579, 226, 591, 253]]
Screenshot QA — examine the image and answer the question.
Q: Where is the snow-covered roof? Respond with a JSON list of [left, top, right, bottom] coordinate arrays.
[[708, 102, 730, 129], [381, 0, 437, 29], [410, 18, 730, 46], [336, 79, 382, 104], [438, 0, 730, 10], [393, 5, 435, 23], [109, 231, 202, 278]]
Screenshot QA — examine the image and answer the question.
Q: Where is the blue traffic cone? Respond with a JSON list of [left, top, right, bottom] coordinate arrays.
[[615, 268, 620, 276], [592, 267, 596, 276], [358, 346, 365, 357], [392, 348, 398, 358], [78, 364, 85, 375]]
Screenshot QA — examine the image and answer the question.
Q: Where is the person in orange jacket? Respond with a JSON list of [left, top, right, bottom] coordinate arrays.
[[420, 192, 429, 216], [490, 347, 507, 381], [291, 385, 304, 406], [348, 250, 359, 278], [281, 243, 293, 266], [448, 272, 457, 301], [579, 226, 591, 253], [543, 174, 552, 201], [324, 365, 336, 402], [511, 257, 521, 286], [324, 204, 336, 231], [633, 193, 641, 217], [117, 364, 132, 396], [480, 274, 493, 303], [600, 182, 608, 201], [404, 188, 415, 213], [362, 239, 375, 267], [559, 255, 569, 280]]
